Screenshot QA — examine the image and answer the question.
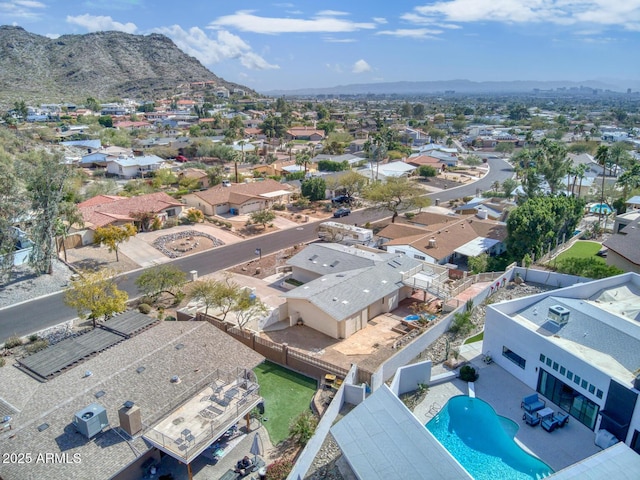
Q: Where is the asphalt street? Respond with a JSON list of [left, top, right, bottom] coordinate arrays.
[[0, 157, 513, 342]]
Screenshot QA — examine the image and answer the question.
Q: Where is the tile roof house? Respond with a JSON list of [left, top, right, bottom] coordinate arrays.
[[282, 243, 431, 339], [380, 213, 507, 267], [182, 179, 292, 216], [0, 320, 264, 480], [285, 127, 325, 141], [76, 192, 184, 244], [177, 168, 210, 189]]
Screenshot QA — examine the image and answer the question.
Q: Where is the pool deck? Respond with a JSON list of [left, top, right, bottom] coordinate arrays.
[[414, 341, 602, 473]]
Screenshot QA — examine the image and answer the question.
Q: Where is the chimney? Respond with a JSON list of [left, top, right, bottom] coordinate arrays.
[[118, 402, 142, 437], [428, 238, 437, 248]]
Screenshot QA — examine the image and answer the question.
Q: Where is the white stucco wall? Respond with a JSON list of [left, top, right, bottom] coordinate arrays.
[[287, 298, 339, 339]]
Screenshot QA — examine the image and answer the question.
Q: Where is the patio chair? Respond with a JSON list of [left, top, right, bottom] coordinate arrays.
[[541, 417, 559, 432], [553, 411, 569, 428], [521, 393, 546, 413], [523, 411, 540, 427]]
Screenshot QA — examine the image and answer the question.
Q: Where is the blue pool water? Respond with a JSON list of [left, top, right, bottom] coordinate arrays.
[[590, 203, 612, 215], [426, 396, 553, 480], [404, 314, 420, 321]]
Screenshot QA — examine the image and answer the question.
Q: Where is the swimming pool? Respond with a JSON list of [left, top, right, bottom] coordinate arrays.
[[404, 314, 420, 321], [590, 203, 612, 215], [426, 396, 553, 480]]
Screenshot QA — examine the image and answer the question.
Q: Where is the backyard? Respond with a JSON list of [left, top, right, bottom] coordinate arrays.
[[553, 240, 605, 264], [253, 361, 317, 445]]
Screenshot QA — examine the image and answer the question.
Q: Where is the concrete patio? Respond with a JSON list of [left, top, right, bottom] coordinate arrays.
[[414, 341, 603, 473]]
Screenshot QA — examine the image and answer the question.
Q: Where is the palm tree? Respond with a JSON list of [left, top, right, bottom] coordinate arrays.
[[295, 149, 312, 176], [234, 140, 247, 183], [617, 163, 640, 201], [595, 145, 609, 229], [575, 164, 587, 198]]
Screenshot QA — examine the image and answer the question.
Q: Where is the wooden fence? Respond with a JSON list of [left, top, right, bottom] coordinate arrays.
[[196, 312, 349, 381]]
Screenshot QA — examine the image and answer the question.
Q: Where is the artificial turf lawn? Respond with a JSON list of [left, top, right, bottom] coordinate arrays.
[[253, 361, 317, 445], [554, 240, 605, 263]]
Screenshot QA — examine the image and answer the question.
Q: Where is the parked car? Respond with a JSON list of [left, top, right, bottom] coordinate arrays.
[[331, 195, 353, 204], [174, 155, 189, 163], [333, 208, 351, 218]]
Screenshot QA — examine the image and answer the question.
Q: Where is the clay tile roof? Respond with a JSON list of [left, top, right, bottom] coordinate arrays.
[[79, 192, 184, 229], [188, 179, 290, 206]]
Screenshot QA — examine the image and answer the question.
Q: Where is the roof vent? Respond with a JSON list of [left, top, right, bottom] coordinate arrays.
[[171, 375, 181, 384], [428, 238, 437, 248], [547, 305, 570, 326]]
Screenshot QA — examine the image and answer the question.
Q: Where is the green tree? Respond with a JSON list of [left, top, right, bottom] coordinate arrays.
[[94, 224, 137, 262], [362, 177, 430, 223], [98, 115, 113, 128], [232, 289, 269, 330], [85, 97, 101, 112], [187, 279, 220, 317], [554, 257, 623, 279], [301, 177, 326, 201], [468, 253, 489, 274], [289, 411, 318, 446], [55, 201, 84, 263], [418, 165, 437, 178], [534, 140, 571, 195], [494, 142, 515, 157], [617, 163, 640, 200], [501, 178, 517, 198], [13, 100, 28, 120], [64, 269, 128, 328], [185, 208, 204, 223], [23, 151, 72, 274], [249, 209, 277, 229], [595, 144, 610, 228], [135, 264, 187, 302], [295, 149, 312, 175], [506, 196, 584, 262]]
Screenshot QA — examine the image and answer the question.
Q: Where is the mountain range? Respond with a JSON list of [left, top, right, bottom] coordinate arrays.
[[0, 26, 252, 107], [263, 78, 638, 97]]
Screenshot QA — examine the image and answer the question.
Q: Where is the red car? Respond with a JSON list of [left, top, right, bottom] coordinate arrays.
[[175, 155, 189, 163]]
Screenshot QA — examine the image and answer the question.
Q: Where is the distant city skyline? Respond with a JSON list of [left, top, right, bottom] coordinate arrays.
[[3, 0, 640, 93]]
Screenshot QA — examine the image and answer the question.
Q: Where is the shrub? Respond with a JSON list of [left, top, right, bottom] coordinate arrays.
[[272, 203, 286, 211], [0, 357, 5, 367], [449, 311, 473, 335], [266, 458, 294, 480], [289, 410, 318, 446], [138, 303, 151, 314], [4, 336, 22, 349], [25, 339, 49, 354], [28, 334, 39, 342], [164, 315, 177, 321], [460, 365, 478, 382]]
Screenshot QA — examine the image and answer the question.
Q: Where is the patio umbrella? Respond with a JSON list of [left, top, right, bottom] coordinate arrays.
[[250, 432, 263, 463]]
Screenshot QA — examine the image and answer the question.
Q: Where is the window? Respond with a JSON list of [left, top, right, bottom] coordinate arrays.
[[567, 371, 573, 380], [553, 362, 559, 371], [588, 384, 595, 394], [546, 358, 552, 367], [574, 375, 581, 385], [414, 255, 426, 260], [560, 366, 566, 375], [502, 346, 526, 369], [540, 354, 546, 362], [596, 389, 603, 399], [581, 379, 588, 389]]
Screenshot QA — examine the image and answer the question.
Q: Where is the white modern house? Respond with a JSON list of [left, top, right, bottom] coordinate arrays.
[[106, 155, 165, 178], [483, 273, 640, 450]]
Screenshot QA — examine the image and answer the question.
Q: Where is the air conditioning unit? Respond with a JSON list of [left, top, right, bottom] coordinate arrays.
[[73, 403, 109, 439]]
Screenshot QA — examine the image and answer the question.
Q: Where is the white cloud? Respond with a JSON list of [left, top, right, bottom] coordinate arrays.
[[326, 63, 343, 73], [323, 36, 356, 43], [377, 28, 442, 39], [409, 0, 640, 31], [316, 10, 349, 16], [352, 59, 372, 74], [0, 0, 45, 19], [209, 10, 376, 34], [66, 14, 137, 33], [153, 25, 279, 70], [373, 17, 388, 24]]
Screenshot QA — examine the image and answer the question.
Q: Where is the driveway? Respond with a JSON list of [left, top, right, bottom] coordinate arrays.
[[118, 224, 244, 267]]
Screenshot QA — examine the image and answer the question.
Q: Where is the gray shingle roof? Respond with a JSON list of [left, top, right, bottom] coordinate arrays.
[[286, 243, 394, 277], [0, 322, 264, 480], [284, 254, 422, 321]]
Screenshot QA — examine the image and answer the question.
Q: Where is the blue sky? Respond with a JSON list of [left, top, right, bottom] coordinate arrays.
[[2, 0, 639, 92]]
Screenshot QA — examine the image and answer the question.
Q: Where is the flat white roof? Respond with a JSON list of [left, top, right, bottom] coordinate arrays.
[[454, 237, 500, 257], [549, 442, 640, 479]]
